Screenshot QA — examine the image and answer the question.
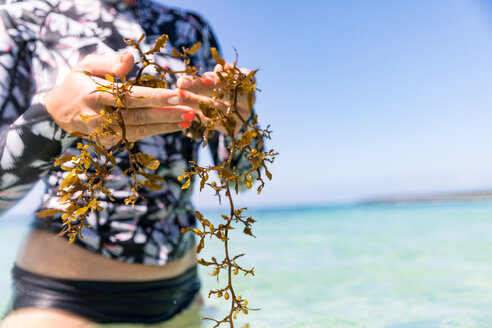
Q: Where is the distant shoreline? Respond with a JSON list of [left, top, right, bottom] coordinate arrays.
[[196, 192, 492, 213], [360, 191, 492, 205]]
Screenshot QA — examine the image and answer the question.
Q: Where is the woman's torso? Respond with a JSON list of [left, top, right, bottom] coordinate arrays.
[[16, 229, 196, 280], [0, 0, 220, 270]]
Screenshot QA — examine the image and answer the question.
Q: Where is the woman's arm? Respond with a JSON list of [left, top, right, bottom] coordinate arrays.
[[0, 8, 74, 212], [0, 7, 196, 213]]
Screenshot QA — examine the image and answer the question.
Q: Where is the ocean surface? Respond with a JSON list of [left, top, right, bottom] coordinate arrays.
[[2, 202, 492, 327]]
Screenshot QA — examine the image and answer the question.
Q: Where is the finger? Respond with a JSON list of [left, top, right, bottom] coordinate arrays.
[[215, 65, 253, 82], [214, 63, 253, 81], [214, 62, 233, 72], [76, 52, 134, 77], [179, 88, 250, 119], [178, 89, 229, 113], [108, 122, 191, 142], [119, 106, 195, 124], [178, 89, 248, 129], [90, 85, 183, 108], [178, 66, 253, 98], [177, 72, 218, 97]]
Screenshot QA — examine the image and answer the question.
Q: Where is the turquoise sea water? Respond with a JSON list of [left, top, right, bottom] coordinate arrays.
[[2, 202, 492, 327]]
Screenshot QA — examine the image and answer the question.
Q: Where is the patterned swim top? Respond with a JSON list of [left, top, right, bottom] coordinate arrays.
[[0, 0, 253, 265]]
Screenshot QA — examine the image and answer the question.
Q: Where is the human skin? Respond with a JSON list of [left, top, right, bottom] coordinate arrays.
[[44, 52, 195, 147], [45, 52, 253, 146], [1, 53, 255, 328], [176, 62, 255, 135]]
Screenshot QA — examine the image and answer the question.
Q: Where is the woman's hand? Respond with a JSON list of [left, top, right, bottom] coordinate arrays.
[[44, 52, 196, 147], [176, 62, 255, 135]]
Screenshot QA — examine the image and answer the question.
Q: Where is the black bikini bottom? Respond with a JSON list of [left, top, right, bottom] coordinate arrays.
[[9, 264, 201, 324]]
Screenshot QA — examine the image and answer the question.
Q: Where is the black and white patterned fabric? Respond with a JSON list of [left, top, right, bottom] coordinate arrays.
[[0, 0, 252, 265]]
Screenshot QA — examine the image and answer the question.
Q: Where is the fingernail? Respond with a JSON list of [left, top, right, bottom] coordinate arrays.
[[168, 95, 181, 105], [120, 51, 129, 63], [202, 76, 213, 86], [178, 89, 186, 98], [179, 121, 191, 128], [179, 78, 192, 89], [183, 111, 195, 121]]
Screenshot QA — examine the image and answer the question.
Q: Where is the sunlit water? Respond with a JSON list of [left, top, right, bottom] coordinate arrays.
[[2, 202, 492, 327]]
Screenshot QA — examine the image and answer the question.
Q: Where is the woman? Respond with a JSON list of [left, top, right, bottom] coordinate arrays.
[[0, 0, 255, 326]]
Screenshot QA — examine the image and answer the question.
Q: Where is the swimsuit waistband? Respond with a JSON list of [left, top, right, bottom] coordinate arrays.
[[9, 264, 201, 324]]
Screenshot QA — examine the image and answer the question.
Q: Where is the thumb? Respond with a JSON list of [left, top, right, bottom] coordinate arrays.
[[76, 52, 134, 77]]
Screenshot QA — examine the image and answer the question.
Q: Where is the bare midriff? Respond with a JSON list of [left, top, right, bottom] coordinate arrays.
[[15, 229, 197, 281]]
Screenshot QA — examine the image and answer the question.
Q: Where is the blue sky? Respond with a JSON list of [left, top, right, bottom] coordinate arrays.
[[6, 0, 492, 216], [162, 0, 492, 208]]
